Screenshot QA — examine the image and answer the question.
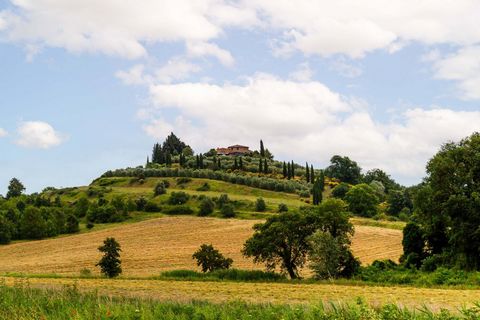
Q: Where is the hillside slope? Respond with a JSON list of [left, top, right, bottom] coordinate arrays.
[[0, 216, 402, 276]]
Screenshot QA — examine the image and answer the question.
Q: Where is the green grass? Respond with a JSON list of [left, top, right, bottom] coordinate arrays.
[[1, 284, 479, 319]]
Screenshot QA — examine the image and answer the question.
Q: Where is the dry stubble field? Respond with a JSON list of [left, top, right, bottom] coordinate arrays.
[[0, 215, 402, 276]]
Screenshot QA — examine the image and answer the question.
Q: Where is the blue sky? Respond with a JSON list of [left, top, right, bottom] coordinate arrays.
[[1, 1, 480, 194]]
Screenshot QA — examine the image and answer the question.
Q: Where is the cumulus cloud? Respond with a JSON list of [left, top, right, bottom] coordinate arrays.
[[16, 121, 64, 149], [142, 74, 480, 183], [0, 0, 255, 59], [431, 46, 480, 100], [186, 41, 235, 66], [0, 128, 7, 137]]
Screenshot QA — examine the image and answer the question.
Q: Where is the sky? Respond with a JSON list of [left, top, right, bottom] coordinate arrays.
[[1, 0, 480, 194]]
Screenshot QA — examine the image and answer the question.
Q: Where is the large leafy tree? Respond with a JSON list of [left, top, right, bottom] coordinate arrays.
[[344, 183, 379, 217], [6, 178, 25, 199], [325, 155, 362, 184], [416, 133, 480, 270], [192, 244, 233, 272], [363, 168, 400, 193], [243, 211, 316, 279]]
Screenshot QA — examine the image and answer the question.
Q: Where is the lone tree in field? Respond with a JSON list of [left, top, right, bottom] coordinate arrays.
[[192, 244, 233, 272], [243, 211, 315, 279], [96, 237, 122, 278]]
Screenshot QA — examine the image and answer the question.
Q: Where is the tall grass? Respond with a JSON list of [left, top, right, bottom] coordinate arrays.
[[1, 283, 480, 320], [160, 268, 286, 282]]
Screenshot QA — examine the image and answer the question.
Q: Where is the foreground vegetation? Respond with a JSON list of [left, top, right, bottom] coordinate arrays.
[[2, 284, 480, 320]]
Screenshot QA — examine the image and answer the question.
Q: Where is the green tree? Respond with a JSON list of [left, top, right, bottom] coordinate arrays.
[[263, 159, 268, 174], [65, 214, 80, 234], [75, 197, 90, 218], [291, 161, 295, 178], [260, 140, 265, 158], [344, 184, 379, 217], [255, 198, 266, 212], [192, 244, 233, 272], [220, 204, 235, 218], [325, 155, 362, 184], [6, 178, 25, 199], [0, 215, 13, 244], [243, 211, 315, 279], [387, 190, 408, 216], [305, 162, 310, 183], [310, 165, 315, 183], [287, 162, 292, 180], [400, 222, 425, 268], [168, 192, 190, 205], [239, 157, 243, 169], [96, 237, 122, 278], [331, 182, 351, 199], [283, 162, 287, 178], [312, 178, 323, 205], [154, 182, 167, 196], [198, 197, 215, 216], [19, 207, 47, 240], [258, 159, 263, 173], [363, 168, 400, 193]]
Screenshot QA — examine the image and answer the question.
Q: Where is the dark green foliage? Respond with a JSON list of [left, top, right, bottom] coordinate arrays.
[[135, 197, 147, 211], [263, 159, 268, 174], [6, 178, 25, 199], [387, 190, 409, 216], [305, 162, 310, 182], [287, 162, 291, 179], [400, 222, 425, 269], [243, 211, 316, 279], [216, 194, 230, 209], [239, 157, 243, 169], [74, 197, 89, 218], [220, 204, 235, 218], [260, 140, 265, 158], [290, 161, 295, 177], [255, 198, 266, 212], [310, 165, 315, 183], [86, 221, 94, 229], [154, 182, 167, 196], [258, 158, 263, 173], [0, 215, 13, 244], [325, 155, 362, 184], [176, 177, 192, 185], [192, 244, 233, 272], [312, 177, 323, 205], [277, 203, 288, 213], [282, 162, 287, 178], [344, 183, 379, 217], [144, 201, 161, 212], [196, 182, 210, 191], [363, 168, 400, 193], [331, 182, 351, 199], [96, 237, 122, 278], [168, 192, 190, 205], [65, 214, 80, 234], [164, 205, 194, 215], [198, 197, 215, 216], [19, 206, 47, 240]]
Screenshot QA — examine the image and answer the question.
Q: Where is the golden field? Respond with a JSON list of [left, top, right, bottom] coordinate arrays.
[[0, 216, 402, 276]]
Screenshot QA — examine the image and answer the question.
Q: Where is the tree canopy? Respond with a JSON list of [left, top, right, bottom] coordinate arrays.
[[325, 155, 362, 184]]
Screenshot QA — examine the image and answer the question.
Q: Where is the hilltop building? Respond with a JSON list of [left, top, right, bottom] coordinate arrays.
[[216, 145, 251, 156]]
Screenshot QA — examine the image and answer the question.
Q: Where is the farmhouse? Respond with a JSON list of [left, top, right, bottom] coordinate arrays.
[[216, 145, 251, 156]]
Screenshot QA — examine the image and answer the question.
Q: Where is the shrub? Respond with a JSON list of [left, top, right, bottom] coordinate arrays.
[[216, 194, 230, 209], [197, 182, 210, 191], [331, 182, 351, 199], [198, 197, 215, 216], [192, 244, 233, 273], [154, 183, 166, 196], [144, 201, 161, 212], [168, 192, 190, 205], [176, 177, 192, 185], [164, 205, 194, 215], [135, 197, 147, 211], [86, 221, 94, 229], [277, 203, 288, 213], [298, 190, 310, 198], [220, 204, 235, 218], [255, 198, 266, 212]]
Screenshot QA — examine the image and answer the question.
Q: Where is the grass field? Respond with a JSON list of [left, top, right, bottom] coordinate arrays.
[[3, 276, 480, 312], [0, 216, 402, 276]]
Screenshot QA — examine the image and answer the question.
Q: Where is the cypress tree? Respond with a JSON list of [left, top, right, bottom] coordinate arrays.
[[196, 155, 200, 169], [259, 159, 263, 174], [287, 162, 292, 180], [264, 159, 268, 174], [239, 157, 243, 169], [217, 158, 221, 169], [312, 178, 323, 205], [199, 154, 204, 169], [166, 152, 172, 166], [260, 140, 265, 158], [146, 156, 150, 167], [306, 162, 310, 182], [234, 158, 238, 170], [310, 165, 315, 183], [318, 170, 325, 192], [283, 162, 287, 178], [291, 161, 295, 178]]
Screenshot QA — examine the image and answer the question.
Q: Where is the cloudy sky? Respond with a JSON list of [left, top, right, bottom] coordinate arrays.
[[1, 0, 480, 193]]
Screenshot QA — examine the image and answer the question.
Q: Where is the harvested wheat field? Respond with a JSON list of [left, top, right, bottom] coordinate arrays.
[[0, 216, 402, 276]]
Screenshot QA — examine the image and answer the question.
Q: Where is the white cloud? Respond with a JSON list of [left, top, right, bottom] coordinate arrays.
[[0, 0, 256, 59], [251, 0, 480, 58], [142, 74, 480, 183], [289, 62, 313, 82], [0, 128, 7, 137], [330, 58, 362, 78], [16, 121, 64, 149], [116, 58, 202, 86], [432, 46, 480, 100], [186, 41, 234, 66]]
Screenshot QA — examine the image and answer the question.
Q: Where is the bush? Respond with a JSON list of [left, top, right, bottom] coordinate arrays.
[[277, 203, 288, 213], [298, 190, 310, 198], [255, 198, 266, 212], [198, 198, 215, 216], [331, 182, 351, 199], [192, 244, 233, 272], [196, 182, 210, 191], [135, 197, 147, 211], [164, 205, 194, 215], [144, 201, 161, 212], [86, 221, 94, 229], [176, 177, 192, 185], [161, 269, 285, 281], [220, 204, 235, 218], [216, 194, 230, 209], [154, 183, 166, 196], [168, 192, 190, 205]]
